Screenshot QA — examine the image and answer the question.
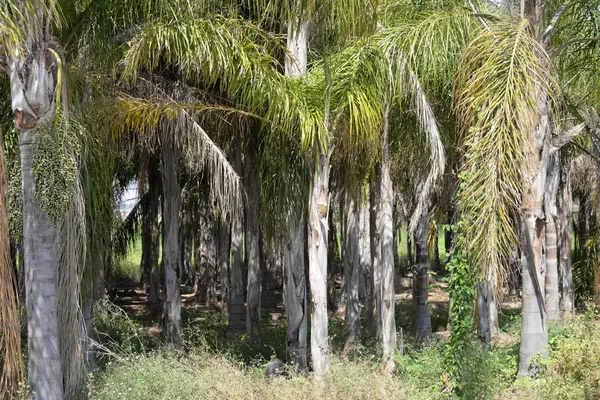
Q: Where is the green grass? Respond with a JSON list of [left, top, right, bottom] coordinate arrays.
[[112, 239, 143, 281]]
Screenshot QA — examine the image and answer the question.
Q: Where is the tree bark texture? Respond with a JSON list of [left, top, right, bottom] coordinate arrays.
[[518, 99, 549, 377], [228, 138, 246, 333], [141, 153, 161, 304], [245, 138, 261, 339], [284, 216, 308, 371], [558, 160, 574, 313], [544, 155, 560, 321], [13, 50, 64, 399], [308, 152, 331, 373], [196, 184, 217, 305], [414, 202, 431, 343], [217, 216, 231, 317], [343, 196, 360, 353], [21, 126, 64, 400], [160, 136, 182, 347]]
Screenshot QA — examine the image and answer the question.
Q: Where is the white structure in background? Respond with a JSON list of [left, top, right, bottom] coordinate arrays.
[[118, 181, 139, 219]]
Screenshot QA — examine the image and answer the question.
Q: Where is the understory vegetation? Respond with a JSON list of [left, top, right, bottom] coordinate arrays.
[[89, 297, 600, 400]]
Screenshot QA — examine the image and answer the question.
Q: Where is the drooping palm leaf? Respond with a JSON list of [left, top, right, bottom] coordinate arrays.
[[454, 19, 559, 283]]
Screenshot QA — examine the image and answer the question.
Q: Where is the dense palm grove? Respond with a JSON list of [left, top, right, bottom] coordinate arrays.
[[1, 0, 600, 398]]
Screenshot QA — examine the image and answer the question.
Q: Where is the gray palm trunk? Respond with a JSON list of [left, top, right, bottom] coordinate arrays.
[[196, 184, 217, 305], [283, 17, 309, 369], [545, 155, 560, 321], [414, 202, 431, 343], [180, 189, 194, 286], [245, 138, 261, 339], [141, 153, 161, 304], [284, 215, 308, 370], [518, 98, 549, 377], [22, 126, 64, 400], [308, 152, 331, 373], [477, 282, 492, 344], [10, 49, 64, 398], [160, 137, 182, 347], [343, 196, 361, 353], [558, 160, 574, 313], [359, 199, 373, 327], [228, 138, 246, 333], [476, 278, 499, 343], [217, 217, 231, 317], [370, 169, 383, 340], [379, 131, 397, 363]]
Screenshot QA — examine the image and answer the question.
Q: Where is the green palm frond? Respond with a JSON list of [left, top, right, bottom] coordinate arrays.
[[454, 19, 559, 283], [112, 82, 243, 218], [379, 3, 481, 97]]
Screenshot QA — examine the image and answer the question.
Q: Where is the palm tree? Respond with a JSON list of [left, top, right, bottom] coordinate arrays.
[[0, 1, 80, 397]]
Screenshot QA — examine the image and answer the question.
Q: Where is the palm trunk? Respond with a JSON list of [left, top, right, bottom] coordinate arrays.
[[308, 152, 331, 373], [245, 138, 261, 339], [414, 200, 432, 343], [518, 100, 549, 377], [284, 215, 308, 371], [21, 126, 64, 399], [393, 202, 401, 274], [477, 282, 491, 344], [160, 137, 182, 347], [327, 201, 338, 310], [228, 138, 246, 333], [545, 155, 560, 321], [196, 183, 217, 305], [217, 216, 231, 317], [283, 17, 309, 366], [180, 189, 194, 287], [142, 153, 161, 304], [343, 196, 360, 353], [558, 160, 574, 313], [379, 108, 397, 365], [359, 197, 373, 326], [370, 169, 383, 340]]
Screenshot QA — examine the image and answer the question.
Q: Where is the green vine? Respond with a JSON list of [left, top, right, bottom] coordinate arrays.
[[443, 171, 477, 392]]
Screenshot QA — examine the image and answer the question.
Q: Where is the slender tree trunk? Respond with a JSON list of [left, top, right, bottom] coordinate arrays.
[[370, 170, 383, 340], [343, 195, 360, 353], [407, 233, 413, 266], [518, 99, 549, 376], [228, 138, 246, 333], [308, 152, 331, 373], [508, 247, 521, 295], [284, 215, 308, 371], [558, 160, 574, 313], [477, 283, 491, 344], [489, 276, 499, 337], [393, 201, 401, 274], [545, 155, 560, 321], [160, 136, 182, 347], [217, 216, 231, 317], [21, 126, 64, 399], [141, 154, 161, 304], [245, 138, 261, 339], [414, 200, 432, 343], [13, 53, 64, 398], [196, 183, 216, 305], [359, 197, 373, 326], [379, 108, 397, 367], [180, 189, 194, 287], [327, 201, 338, 310], [284, 17, 309, 368]]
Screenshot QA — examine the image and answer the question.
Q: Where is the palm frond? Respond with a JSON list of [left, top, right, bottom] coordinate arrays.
[[454, 19, 559, 283], [379, 4, 481, 97]]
